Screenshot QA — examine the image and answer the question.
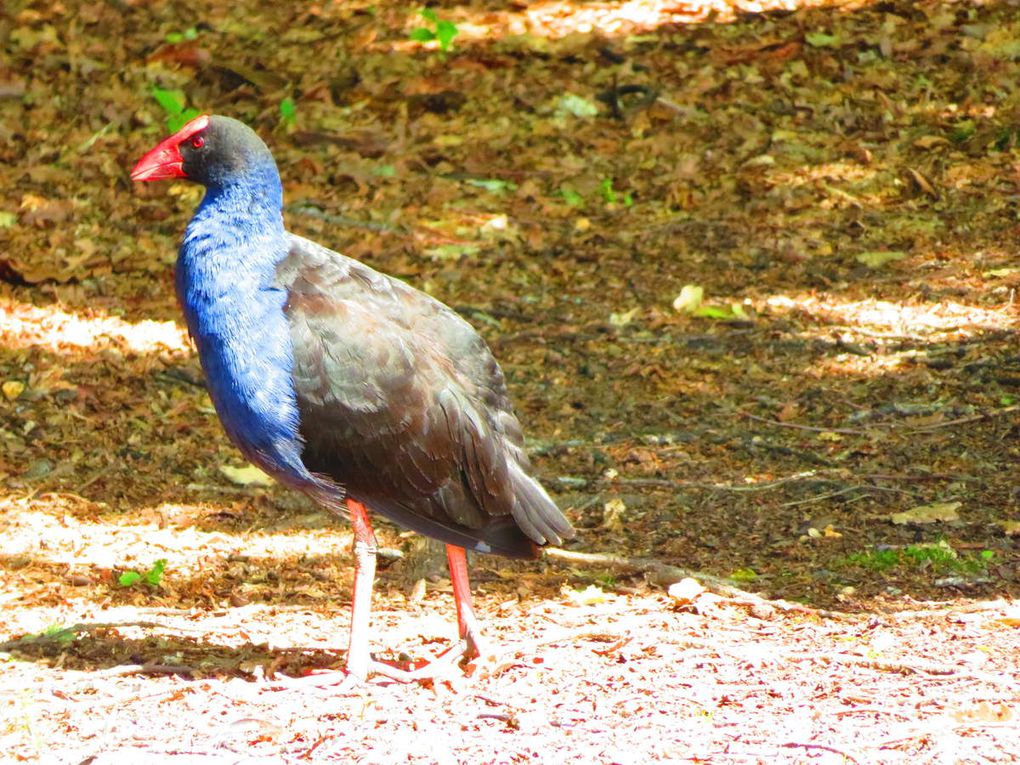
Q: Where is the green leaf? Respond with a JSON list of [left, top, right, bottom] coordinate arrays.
[[951, 119, 977, 143], [0, 211, 16, 229], [560, 186, 585, 207], [856, 250, 906, 268], [152, 87, 186, 116], [435, 19, 458, 51], [119, 570, 142, 587], [219, 464, 274, 487], [693, 305, 733, 320], [420, 7, 438, 23], [466, 178, 516, 193], [41, 624, 75, 645], [409, 27, 436, 42], [600, 178, 617, 203], [166, 108, 201, 133], [730, 568, 758, 582], [373, 164, 397, 177], [279, 96, 297, 127], [890, 501, 961, 525], [424, 243, 480, 261], [145, 559, 167, 586], [805, 31, 840, 47]]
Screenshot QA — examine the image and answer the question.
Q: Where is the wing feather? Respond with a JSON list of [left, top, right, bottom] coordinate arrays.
[[278, 233, 573, 556]]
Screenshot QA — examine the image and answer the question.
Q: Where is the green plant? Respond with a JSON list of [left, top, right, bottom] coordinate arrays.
[[119, 558, 167, 587], [951, 119, 976, 144], [152, 88, 200, 133], [279, 96, 297, 128], [846, 548, 900, 571], [843, 543, 996, 576], [39, 624, 76, 646], [729, 567, 758, 583], [594, 572, 618, 588], [559, 186, 585, 207], [410, 8, 458, 52], [165, 27, 199, 44], [600, 178, 633, 207]]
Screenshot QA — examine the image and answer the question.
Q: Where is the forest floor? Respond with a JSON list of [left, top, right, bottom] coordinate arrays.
[[1, 0, 1019, 761]]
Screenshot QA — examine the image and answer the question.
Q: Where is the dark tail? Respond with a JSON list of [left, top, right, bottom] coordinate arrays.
[[508, 463, 575, 547]]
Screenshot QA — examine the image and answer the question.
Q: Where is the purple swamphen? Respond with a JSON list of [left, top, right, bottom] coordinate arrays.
[[130, 115, 574, 681]]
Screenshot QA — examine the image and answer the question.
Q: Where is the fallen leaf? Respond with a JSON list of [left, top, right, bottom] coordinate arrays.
[[913, 135, 949, 150], [2, 381, 25, 401], [890, 501, 961, 525], [905, 167, 939, 198], [856, 250, 906, 268], [950, 701, 1014, 723], [219, 464, 274, 487], [19, 194, 75, 227], [602, 497, 627, 532], [998, 520, 1020, 537], [667, 577, 705, 605], [565, 584, 609, 606], [805, 31, 840, 47], [558, 93, 599, 118], [609, 308, 639, 328], [672, 284, 704, 313]]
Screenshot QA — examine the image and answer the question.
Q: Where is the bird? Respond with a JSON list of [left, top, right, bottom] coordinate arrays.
[[130, 114, 574, 681]]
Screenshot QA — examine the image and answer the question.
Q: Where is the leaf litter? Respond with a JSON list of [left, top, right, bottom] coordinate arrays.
[[1, 0, 1019, 761]]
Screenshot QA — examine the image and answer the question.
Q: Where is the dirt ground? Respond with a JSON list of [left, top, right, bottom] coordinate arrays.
[[1, 0, 1019, 761]]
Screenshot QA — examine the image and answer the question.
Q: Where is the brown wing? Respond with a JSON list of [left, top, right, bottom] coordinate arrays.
[[278, 234, 573, 557]]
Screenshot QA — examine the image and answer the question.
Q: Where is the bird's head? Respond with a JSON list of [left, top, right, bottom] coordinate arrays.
[[131, 114, 276, 189]]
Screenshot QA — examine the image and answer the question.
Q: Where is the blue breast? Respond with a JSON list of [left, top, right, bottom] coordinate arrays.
[[176, 177, 321, 494]]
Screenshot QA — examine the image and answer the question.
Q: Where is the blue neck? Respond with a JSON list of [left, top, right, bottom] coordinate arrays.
[[175, 162, 321, 495], [183, 162, 287, 274]]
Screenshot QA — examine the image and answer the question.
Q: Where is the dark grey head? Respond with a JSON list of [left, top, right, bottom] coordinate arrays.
[[131, 114, 277, 189]]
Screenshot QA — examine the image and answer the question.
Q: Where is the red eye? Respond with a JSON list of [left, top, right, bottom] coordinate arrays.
[[191, 135, 205, 148]]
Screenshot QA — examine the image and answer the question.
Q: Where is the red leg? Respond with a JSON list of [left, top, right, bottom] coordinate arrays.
[[286, 505, 485, 687], [345, 500, 377, 681], [446, 545, 484, 660]]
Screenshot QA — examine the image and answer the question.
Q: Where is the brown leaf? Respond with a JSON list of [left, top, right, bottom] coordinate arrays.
[[19, 194, 75, 227]]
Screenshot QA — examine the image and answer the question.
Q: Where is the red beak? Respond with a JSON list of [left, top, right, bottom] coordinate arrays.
[[130, 114, 210, 182]]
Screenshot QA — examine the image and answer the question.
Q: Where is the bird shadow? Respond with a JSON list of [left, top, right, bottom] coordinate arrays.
[[0, 620, 345, 680]]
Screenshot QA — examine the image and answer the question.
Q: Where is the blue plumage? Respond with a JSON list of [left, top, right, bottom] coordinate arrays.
[[176, 160, 320, 496]]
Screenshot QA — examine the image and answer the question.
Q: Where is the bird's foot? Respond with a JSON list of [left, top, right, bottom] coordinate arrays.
[[268, 628, 491, 688], [363, 636, 486, 683]]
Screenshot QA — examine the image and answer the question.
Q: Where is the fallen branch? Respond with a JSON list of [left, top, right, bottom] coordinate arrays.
[[95, 663, 195, 678], [555, 471, 844, 494], [542, 548, 851, 619], [904, 404, 1020, 433], [742, 411, 872, 436]]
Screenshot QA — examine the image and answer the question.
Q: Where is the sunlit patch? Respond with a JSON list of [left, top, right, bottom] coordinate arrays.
[[811, 351, 917, 377], [415, 0, 867, 42], [0, 505, 348, 571], [767, 163, 885, 201], [766, 294, 1018, 339], [765, 293, 1019, 378], [0, 298, 190, 355]]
